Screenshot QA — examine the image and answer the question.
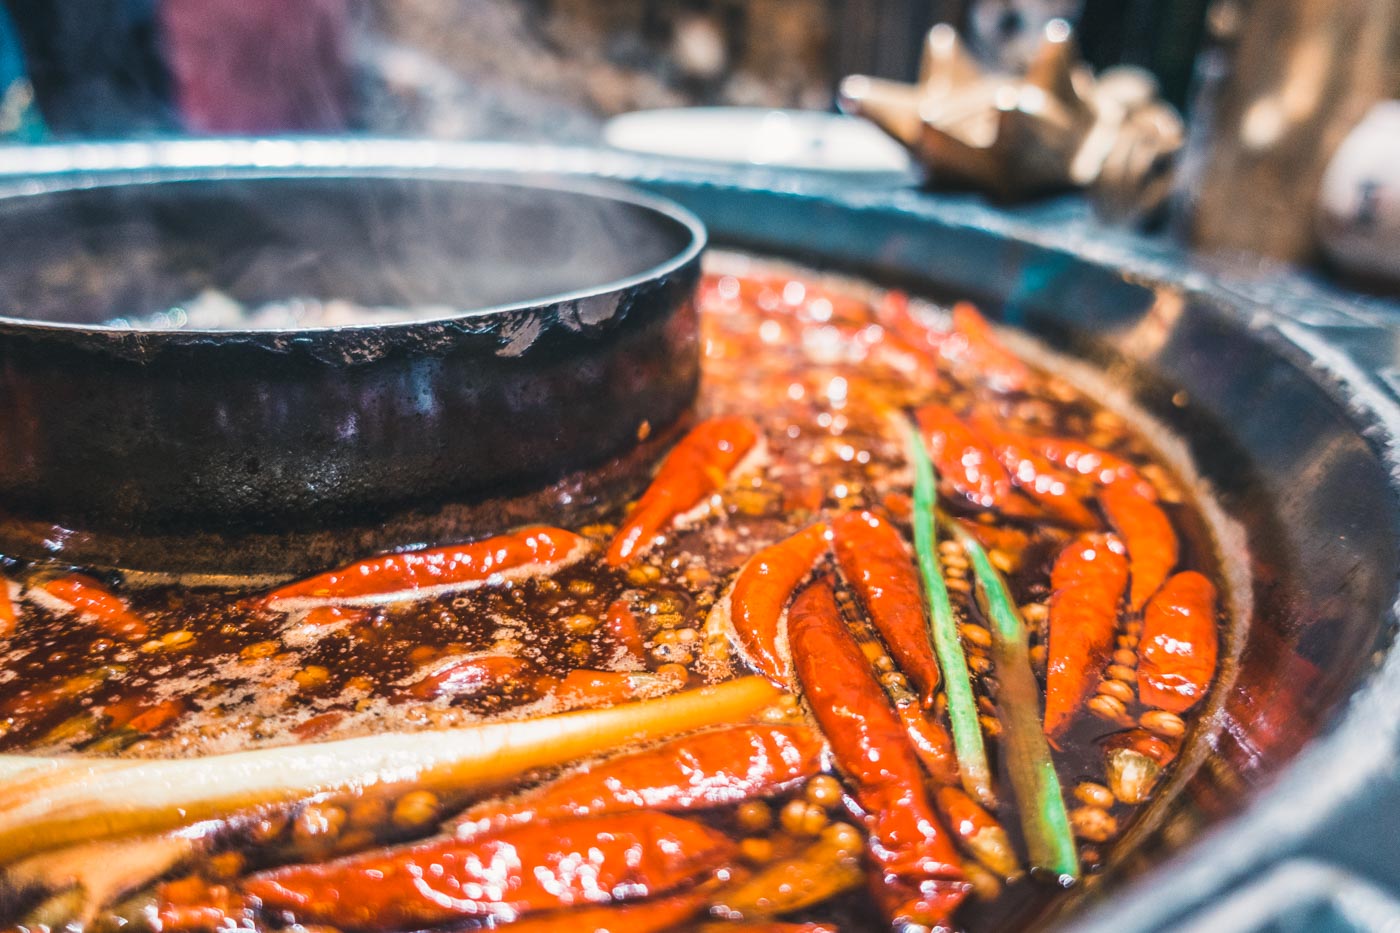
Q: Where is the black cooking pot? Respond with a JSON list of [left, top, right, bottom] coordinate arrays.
[[0, 168, 704, 574], [2, 141, 1399, 931]]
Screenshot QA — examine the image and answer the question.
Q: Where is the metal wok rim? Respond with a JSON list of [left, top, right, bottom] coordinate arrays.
[[0, 166, 707, 338]]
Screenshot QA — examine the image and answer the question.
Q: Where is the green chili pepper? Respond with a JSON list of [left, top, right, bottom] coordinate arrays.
[[907, 424, 995, 808], [952, 522, 1079, 882]]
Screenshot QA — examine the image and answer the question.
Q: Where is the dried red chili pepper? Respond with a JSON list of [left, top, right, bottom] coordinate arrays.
[[1099, 484, 1178, 612], [450, 724, 823, 838], [157, 876, 252, 931], [0, 578, 14, 638], [37, 574, 147, 641], [502, 890, 710, 933], [549, 668, 688, 708], [914, 403, 1015, 512], [291, 711, 344, 741], [101, 693, 152, 731], [946, 302, 1031, 393], [406, 654, 544, 702], [955, 521, 1033, 566], [1043, 533, 1129, 739], [299, 606, 369, 628], [1138, 571, 1218, 713], [606, 416, 761, 566], [894, 701, 961, 787], [711, 522, 829, 687], [1028, 435, 1158, 500], [971, 416, 1098, 528], [0, 670, 106, 721], [934, 786, 1021, 878], [694, 918, 834, 924], [125, 697, 187, 734], [878, 289, 944, 353], [831, 510, 940, 706], [720, 273, 874, 328], [604, 596, 648, 667], [787, 579, 968, 929], [265, 527, 589, 610], [870, 290, 951, 384], [242, 811, 736, 930]]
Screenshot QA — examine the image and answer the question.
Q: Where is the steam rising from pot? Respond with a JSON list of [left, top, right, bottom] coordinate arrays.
[[0, 175, 691, 332]]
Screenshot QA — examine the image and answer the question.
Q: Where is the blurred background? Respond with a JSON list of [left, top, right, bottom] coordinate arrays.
[[0, 0, 1397, 289], [0, 0, 1211, 139]]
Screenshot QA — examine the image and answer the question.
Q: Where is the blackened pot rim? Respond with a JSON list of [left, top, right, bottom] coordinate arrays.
[[0, 168, 707, 339]]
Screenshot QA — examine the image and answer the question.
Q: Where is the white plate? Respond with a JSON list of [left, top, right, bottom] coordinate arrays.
[[603, 107, 915, 179]]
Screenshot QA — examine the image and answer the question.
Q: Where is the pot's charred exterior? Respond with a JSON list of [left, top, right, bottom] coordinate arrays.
[[0, 173, 704, 574]]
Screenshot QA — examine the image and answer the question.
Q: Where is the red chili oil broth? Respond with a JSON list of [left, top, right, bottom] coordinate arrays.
[[0, 258, 1227, 932]]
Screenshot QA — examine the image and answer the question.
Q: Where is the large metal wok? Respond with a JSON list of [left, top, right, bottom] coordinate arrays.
[[0, 140, 1398, 931]]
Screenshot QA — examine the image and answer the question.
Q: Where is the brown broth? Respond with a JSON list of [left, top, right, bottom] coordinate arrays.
[[0, 256, 1227, 932]]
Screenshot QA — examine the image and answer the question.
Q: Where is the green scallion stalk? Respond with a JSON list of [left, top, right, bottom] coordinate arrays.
[[906, 424, 996, 808], [952, 522, 1079, 882]]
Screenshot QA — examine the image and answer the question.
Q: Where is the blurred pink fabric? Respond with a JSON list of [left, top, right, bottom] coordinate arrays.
[[159, 0, 350, 134]]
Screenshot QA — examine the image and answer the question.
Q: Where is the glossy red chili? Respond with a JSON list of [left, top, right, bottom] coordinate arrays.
[[717, 522, 829, 687], [157, 877, 250, 932], [501, 890, 709, 933], [1099, 483, 1178, 612], [914, 403, 1015, 512], [125, 697, 187, 734], [0, 671, 104, 721], [0, 578, 14, 638], [872, 290, 952, 384], [946, 302, 1031, 393], [700, 918, 840, 924], [1044, 533, 1130, 739], [38, 574, 147, 641], [604, 596, 648, 667], [934, 786, 1020, 878], [877, 289, 944, 353], [788, 579, 968, 929], [1138, 571, 1218, 713], [266, 527, 589, 609], [713, 272, 874, 328], [298, 606, 370, 628], [242, 811, 736, 930], [291, 711, 345, 741], [406, 654, 544, 702], [549, 668, 687, 708], [971, 416, 1098, 528], [606, 416, 761, 566], [895, 701, 960, 787], [451, 724, 824, 837], [832, 510, 940, 706], [1028, 435, 1158, 500]]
